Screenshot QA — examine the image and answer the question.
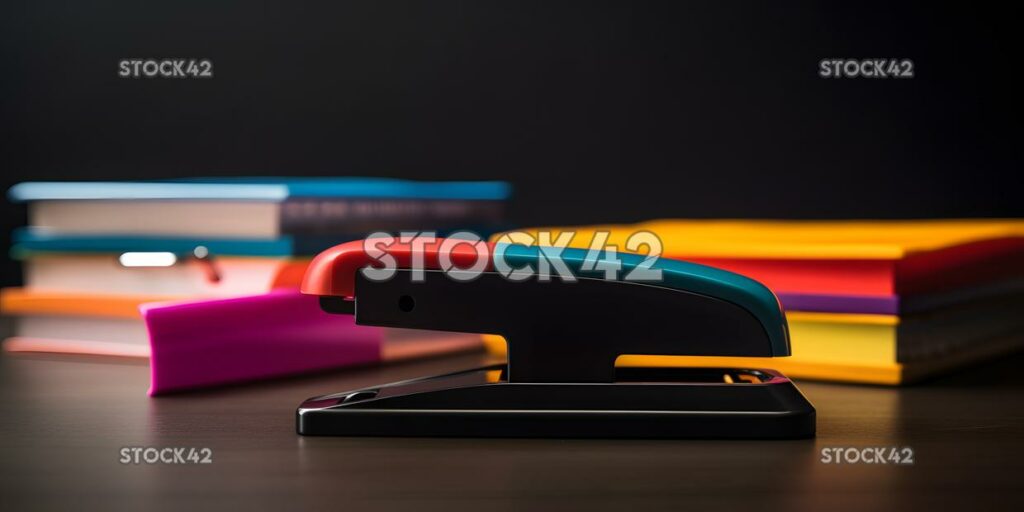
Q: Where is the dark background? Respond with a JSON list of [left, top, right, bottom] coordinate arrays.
[[1, 1, 1021, 286]]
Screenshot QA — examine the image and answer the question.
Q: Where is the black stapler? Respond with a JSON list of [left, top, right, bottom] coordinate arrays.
[[297, 238, 815, 438]]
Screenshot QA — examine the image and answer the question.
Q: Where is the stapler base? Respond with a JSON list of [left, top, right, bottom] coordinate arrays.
[[297, 364, 815, 439]]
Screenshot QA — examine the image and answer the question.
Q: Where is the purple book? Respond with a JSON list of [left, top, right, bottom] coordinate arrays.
[[777, 292, 898, 315], [777, 279, 1024, 315]]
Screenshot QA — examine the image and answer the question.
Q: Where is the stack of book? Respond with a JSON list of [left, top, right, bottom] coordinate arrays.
[[2, 178, 510, 393], [483, 220, 1024, 384]]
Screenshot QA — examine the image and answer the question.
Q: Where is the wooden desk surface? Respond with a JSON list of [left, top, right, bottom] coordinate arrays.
[[2, 332, 1023, 511]]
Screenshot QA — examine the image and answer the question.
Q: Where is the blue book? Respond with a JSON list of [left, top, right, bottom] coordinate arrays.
[[9, 177, 511, 201], [8, 178, 510, 255]]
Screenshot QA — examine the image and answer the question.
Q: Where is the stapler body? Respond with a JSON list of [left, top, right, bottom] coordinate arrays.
[[297, 238, 815, 439]]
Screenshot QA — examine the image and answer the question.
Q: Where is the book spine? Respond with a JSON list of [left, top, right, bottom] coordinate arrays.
[[279, 198, 506, 236]]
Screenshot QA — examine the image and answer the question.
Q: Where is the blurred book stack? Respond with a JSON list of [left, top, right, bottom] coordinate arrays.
[[485, 220, 1024, 384], [2, 178, 510, 393]]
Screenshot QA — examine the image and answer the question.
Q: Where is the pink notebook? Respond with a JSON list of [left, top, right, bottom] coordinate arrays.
[[142, 290, 383, 395]]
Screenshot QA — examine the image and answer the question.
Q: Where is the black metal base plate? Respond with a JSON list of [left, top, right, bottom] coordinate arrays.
[[297, 364, 815, 439]]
